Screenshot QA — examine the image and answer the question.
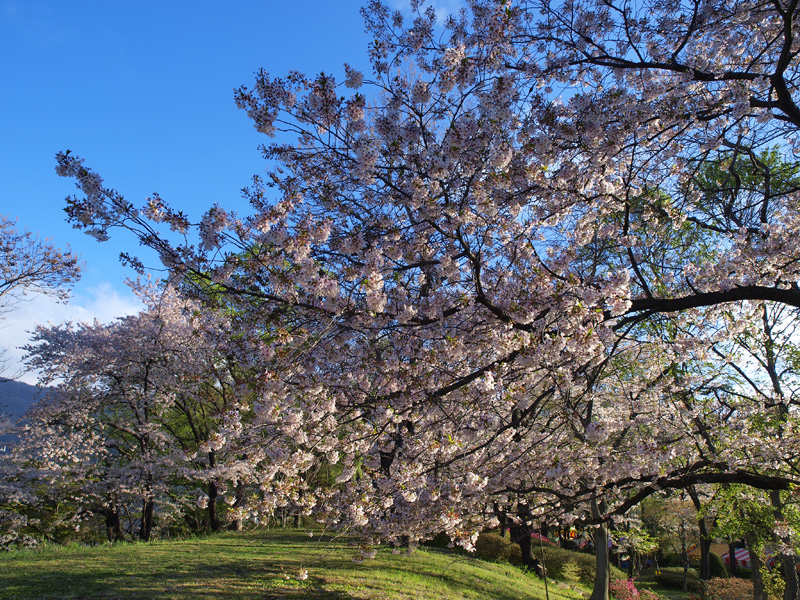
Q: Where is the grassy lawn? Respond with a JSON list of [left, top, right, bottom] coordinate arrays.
[[0, 529, 592, 600]]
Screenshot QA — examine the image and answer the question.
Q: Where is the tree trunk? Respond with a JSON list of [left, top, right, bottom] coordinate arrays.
[[782, 553, 799, 600], [207, 480, 220, 532], [139, 498, 154, 541], [745, 533, 769, 600], [207, 450, 220, 532], [697, 530, 711, 580], [229, 479, 245, 532], [102, 505, 123, 542], [510, 520, 546, 578], [510, 522, 533, 566], [679, 517, 690, 593], [589, 498, 610, 600], [728, 539, 740, 576], [770, 490, 798, 600], [687, 486, 711, 580]]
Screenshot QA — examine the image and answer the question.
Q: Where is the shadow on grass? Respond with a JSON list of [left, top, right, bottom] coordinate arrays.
[[1, 558, 363, 600], [1, 531, 546, 600]]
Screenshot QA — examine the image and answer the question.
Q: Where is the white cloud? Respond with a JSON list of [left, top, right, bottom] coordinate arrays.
[[1, 283, 143, 384]]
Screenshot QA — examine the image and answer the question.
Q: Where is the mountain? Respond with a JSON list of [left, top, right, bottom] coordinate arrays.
[[0, 379, 44, 420]]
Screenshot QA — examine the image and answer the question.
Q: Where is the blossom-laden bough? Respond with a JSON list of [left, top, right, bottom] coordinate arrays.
[[54, 1, 800, 598]]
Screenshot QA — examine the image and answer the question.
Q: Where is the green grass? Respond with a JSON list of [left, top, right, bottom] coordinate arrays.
[[0, 529, 592, 600]]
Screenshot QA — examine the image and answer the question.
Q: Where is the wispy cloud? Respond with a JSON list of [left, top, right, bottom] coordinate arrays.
[[1, 283, 143, 384]]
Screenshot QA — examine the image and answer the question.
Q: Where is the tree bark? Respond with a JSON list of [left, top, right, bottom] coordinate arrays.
[[679, 519, 689, 592], [101, 504, 123, 542], [229, 479, 245, 532], [728, 540, 740, 576], [687, 486, 711, 580], [139, 498, 154, 541], [589, 498, 610, 600], [207, 480, 220, 532], [207, 450, 220, 532], [510, 518, 545, 578], [745, 533, 769, 600]]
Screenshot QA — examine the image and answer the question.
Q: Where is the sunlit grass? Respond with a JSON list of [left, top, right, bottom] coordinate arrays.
[[1, 529, 591, 599]]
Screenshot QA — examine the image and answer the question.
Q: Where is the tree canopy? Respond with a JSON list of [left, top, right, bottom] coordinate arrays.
[[45, 1, 800, 596]]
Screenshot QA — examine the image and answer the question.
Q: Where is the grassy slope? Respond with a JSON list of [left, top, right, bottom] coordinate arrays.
[[0, 529, 591, 600]]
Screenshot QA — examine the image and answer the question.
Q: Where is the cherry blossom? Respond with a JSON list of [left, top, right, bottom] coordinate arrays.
[[51, 2, 800, 597]]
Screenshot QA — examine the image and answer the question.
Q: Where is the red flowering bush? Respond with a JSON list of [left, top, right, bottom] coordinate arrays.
[[531, 532, 556, 547], [610, 579, 664, 600]]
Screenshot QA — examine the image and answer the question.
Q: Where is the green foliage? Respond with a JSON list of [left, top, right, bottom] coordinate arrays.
[[560, 560, 582, 584], [710, 486, 786, 564], [531, 545, 625, 586], [474, 532, 522, 565], [708, 552, 728, 579], [694, 147, 800, 209], [653, 567, 702, 592], [762, 566, 785, 600]]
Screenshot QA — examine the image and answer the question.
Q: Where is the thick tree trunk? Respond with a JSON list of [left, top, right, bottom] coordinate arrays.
[[781, 553, 799, 600], [697, 531, 711, 580], [104, 506, 123, 542], [510, 520, 545, 578], [589, 498, 610, 600], [139, 498, 154, 541], [510, 523, 533, 565], [745, 533, 769, 600], [95, 503, 124, 542]]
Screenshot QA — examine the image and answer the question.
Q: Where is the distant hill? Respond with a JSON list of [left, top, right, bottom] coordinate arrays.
[[0, 379, 44, 420]]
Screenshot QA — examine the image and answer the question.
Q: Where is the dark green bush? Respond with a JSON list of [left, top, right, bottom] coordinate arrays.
[[708, 552, 728, 578], [653, 567, 703, 592]]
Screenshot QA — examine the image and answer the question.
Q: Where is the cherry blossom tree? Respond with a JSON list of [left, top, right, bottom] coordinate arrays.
[[17, 282, 243, 541], [0, 215, 81, 379], [52, 1, 800, 597]]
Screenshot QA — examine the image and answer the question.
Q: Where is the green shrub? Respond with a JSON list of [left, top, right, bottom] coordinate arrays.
[[531, 545, 625, 586], [654, 567, 702, 592], [561, 560, 582, 584], [475, 532, 522, 565], [708, 552, 728, 578]]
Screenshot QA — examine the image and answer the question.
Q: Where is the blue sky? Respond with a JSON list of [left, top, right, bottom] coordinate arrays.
[[0, 0, 461, 382]]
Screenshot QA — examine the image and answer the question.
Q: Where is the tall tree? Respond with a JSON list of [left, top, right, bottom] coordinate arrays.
[[18, 282, 241, 541], [53, 2, 800, 595], [0, 215, 81, 378]]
